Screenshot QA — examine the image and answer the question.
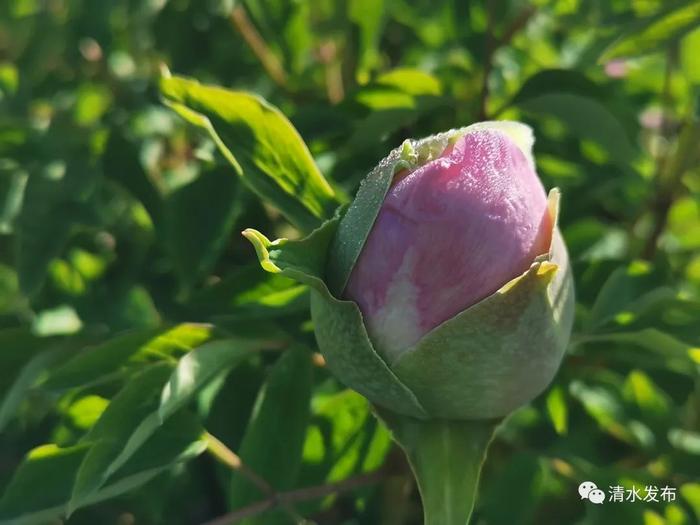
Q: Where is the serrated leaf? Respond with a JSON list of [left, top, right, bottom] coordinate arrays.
[[159, 74, 341, 232], [229, 346, 312, 521]]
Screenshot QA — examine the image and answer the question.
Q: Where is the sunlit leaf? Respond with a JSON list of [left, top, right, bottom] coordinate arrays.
[[160, 74, 341, 232], [601, 2, 700, 61], [159, 338, 260, 422], [545, 386, 568, 435], [44, 324, 216, 390]]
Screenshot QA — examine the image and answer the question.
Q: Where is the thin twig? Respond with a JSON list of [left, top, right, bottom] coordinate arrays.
[[230, 5, 288, 88], [200, 470, 386, 525], [203, 432, 306, 524], [317, 40, 345, 104]]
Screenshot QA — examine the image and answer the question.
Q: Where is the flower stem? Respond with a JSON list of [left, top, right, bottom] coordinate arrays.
[[378, 411, 498, 525]]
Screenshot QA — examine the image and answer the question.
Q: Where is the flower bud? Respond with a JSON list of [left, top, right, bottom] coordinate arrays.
[[344, 127, 552, 361], [245, 121, 575, 421]]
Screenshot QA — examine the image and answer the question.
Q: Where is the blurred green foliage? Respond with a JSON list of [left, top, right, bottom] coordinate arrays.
[[0, 0, 699, 524]]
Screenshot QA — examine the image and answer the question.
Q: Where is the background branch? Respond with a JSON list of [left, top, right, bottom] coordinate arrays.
[[230, 4, 288, 89], [201, 470, 387, 525]]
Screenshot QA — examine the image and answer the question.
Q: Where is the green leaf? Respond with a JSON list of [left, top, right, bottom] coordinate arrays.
[[302, 390, 391, 488], [97, 409, 207, 501], [159, 74, 341, 232], [545, 386, 568, 435], [187, 265, 308, 320], [623, 370, 671, 416], [516, 92, 637, 166], [600, 1, 700, 62], [0, 415, 206, 525], [509, 70, 639, 167], [0, 345, 68, 432], [102, 131, 162, 225], [587, 260, 668, 329], [0, 264, 19, 314], [511, 69, 604, 103], [681, 483, 700, 522], [348, 0, 385, 79], [374, 68, 442, 96], [98, 339, 252, 488], [159, 338, 259, 422], [0, 328, 53, 402], [69, 363, 174, 511], [164, 166, 245, 292], [15, 161, 96, 296], [44, 324, 215, 390], [681, 27, 700, 84], [569, 380, 655, 448], [229, 346, 312, 519], [577, 328, 698, 375], [0, 443, 90, 525], [0, 168, 26, 234], [347, 68, 445, 151]]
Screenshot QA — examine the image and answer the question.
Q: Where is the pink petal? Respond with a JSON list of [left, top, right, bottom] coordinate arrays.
[[345, 128, 552, 359]]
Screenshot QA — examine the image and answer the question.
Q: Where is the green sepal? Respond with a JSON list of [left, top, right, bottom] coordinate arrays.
[[389, 189, 575, 419], [243, 218, 429, 419], [391, 255, 571, 419], [378, 408, 499, 525]]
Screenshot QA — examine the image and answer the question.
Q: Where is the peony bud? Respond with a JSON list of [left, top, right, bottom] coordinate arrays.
[[244, 121, 576, 525], [245, 121, 575, 421], [344, 127, 552, 361]]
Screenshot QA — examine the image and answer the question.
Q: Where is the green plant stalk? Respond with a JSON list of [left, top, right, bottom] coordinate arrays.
[[378, 410, 498, 525]]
